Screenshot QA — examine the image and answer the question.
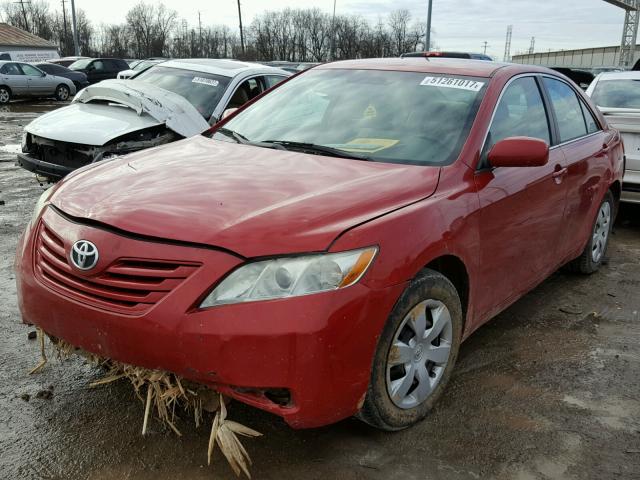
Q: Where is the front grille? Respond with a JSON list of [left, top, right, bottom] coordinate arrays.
[[34, 221, 201, 315]]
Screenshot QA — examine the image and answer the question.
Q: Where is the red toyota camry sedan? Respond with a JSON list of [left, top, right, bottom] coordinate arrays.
[[16, 59, 623, 431]]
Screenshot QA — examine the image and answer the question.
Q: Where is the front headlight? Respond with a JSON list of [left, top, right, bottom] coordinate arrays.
[[30, 186, 54, 226], [200, 247, 378, 308]]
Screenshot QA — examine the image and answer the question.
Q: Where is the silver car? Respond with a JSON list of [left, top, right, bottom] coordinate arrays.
[[586, 71, 640, 204], [18, 59, 289, 180], [0, 60, 76, 104]]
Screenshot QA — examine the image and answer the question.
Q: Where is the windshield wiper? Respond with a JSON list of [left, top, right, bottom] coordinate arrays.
[[261, 140, 372, 161], [216, 127, 251, 144]]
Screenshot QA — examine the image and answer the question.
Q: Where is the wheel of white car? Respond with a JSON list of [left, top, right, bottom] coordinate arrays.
[[55, 84, 70, 101], [0, 86, 11, 104], [357, 269, 463, 431]]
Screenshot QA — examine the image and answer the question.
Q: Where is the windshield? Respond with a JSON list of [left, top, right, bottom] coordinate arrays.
[[591, 79, 640, 109], [134, 60, 158, 72], [215, 69, 486, 166], [134, 66, 231, 119], [69, 58, 92, 70]]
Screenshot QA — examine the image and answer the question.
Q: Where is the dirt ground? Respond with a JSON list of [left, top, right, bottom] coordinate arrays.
[[0, 101, 639, 480]]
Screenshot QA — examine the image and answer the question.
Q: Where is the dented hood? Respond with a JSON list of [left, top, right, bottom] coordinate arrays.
[[52, 136, 440, 257], [26, 80, 210, 145]]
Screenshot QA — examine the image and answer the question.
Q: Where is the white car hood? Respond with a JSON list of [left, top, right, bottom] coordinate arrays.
[[26, 79, 210, 146]]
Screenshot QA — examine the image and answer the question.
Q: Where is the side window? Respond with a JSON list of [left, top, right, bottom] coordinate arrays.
[[20, 64, 43, 76], [580, 100, 600, 134], [92, 60, 105, 72], [486, 76, 551, 152], [1, 63, 23, 75], [228, 78, 263, 109], [265, 75, 286, 89], [543, 77, 588, 143]]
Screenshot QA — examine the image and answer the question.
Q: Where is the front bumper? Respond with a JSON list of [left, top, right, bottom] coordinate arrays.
[[16, 207, 404, 428], [17, 152, 72, 180]]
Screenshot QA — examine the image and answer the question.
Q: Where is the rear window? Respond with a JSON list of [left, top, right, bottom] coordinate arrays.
[[134, 65, 231, 119], [591, 79, 640, 109]]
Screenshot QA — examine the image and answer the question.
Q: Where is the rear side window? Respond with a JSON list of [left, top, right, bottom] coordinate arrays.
[[486, 76, 551, 150], [265, 75, 286, 88], [543, 77, 588, 143], [580, 101, 600, 134]]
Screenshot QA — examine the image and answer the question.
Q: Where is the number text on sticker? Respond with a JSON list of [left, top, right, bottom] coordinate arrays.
[[420, 76, 485, 92]]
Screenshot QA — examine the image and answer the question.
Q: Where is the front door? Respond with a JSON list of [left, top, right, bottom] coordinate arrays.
[[21, 63, 52, 95], [474, 75, 568, 320]]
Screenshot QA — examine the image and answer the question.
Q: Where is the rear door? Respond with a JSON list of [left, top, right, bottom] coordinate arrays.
[[0, 62, 28, 94], [541, 76, 611, 261], [474, 75, 568, 318]]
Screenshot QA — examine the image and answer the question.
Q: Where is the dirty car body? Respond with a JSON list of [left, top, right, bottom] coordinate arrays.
[[16, 59, 623, 429], [17, 59, 290, 180]]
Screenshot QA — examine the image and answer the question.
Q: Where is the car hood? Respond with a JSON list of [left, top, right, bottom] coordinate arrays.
[[51, 136, 441, 257], [25, 79, 209, 145]]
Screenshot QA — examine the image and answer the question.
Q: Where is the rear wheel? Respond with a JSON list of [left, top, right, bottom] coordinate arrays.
[[0, 86, 10, 104], [566, 191, 614, 274], [357, 269, 463, 431], [55, 84, 70, 101]]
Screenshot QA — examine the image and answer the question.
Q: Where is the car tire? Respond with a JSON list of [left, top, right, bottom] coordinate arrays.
[[357, 269, 463, 431], [0, 86, 11, 104], [55, 84, 70, 101], [565, 190, 615, 274]]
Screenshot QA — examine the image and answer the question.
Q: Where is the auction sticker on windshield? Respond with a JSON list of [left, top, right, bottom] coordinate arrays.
[[420, 76, 484, 92], [192, 77, 219, 87]]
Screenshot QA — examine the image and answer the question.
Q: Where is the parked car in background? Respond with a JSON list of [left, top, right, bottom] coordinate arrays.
[[34, 62, 89, 91], [550, 67, 594, 90], [18, 59, 289, 180], [587, 70, 640, 203], [49, 56, 89, 67], [16, 59, 623, 432], [68, 58, 130, 84], [117, 59, 166, 80], [262, 61, 320, 73], [0, 61, 76, 104], [401, 51, 493, 60]]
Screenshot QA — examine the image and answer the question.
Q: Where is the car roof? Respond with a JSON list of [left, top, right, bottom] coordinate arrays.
[[156, 58, 289, 78], [593, 70, 640, 80], [318, 57, 533, 78]]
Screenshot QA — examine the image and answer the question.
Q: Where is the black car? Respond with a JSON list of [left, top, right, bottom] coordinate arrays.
[[35, 62, 89, 91], [68, 58, 129, 84]]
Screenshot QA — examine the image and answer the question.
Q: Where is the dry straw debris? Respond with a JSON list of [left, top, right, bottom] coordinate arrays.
[[28, 327, 262, 478]]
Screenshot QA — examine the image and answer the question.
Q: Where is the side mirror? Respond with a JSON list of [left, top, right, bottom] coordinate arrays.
[[222, 107, 238, 119], [488, 137, 549, 168]]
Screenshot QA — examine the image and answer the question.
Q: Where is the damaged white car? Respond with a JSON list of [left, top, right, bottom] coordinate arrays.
[[17, 59, 290, 180]]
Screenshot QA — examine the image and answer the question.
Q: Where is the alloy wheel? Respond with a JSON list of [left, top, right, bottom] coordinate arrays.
[[591, 201, 611, 263], [386, 299, 453, 409], [57, 86, 69, 101], [0, 89, 9, 103]]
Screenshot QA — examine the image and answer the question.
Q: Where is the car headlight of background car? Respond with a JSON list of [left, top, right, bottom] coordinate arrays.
[[200, 247, 378, 307]]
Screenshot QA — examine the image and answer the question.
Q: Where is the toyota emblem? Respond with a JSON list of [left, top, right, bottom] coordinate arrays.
[[70, 240, 99, 270]]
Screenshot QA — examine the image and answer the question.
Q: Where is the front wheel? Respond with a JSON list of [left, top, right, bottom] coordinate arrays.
[[0, 87, 11, 104], [55, 84, 70, 101], [357, 269, 463, 431], [566, 191, 614, 274]]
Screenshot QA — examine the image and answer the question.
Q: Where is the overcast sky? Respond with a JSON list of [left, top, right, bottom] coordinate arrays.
[[46, 0, 626, 59]]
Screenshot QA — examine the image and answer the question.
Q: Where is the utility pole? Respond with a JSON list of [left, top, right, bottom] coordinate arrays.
[[503, 24, 512, 62], [237, 0, 245, 55], [70, 0, 79, 56], [425, 0, 433, 51], [482, 41, 488, 55], [61, 0, 68, 56], [330, 0, 337, 60], [14, 0, 30, 32], [528, 36, 535, 54], [198, 11, 203, 57]]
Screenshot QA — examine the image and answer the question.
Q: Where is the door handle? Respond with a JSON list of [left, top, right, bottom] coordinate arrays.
[[552, 166, 568, 184]]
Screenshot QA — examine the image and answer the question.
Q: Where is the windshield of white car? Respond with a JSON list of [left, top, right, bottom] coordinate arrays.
[[591, 79, 640, 109], [134, 66, 231, 119], [212, 69, 487, 166]]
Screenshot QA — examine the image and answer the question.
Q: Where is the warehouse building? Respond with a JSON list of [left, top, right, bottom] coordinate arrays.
[[511, 45, 638, 70], [0, 23, 59, 62]]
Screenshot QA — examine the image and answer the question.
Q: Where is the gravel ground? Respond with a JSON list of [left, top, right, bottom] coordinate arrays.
[[0, 101, 639, 480]]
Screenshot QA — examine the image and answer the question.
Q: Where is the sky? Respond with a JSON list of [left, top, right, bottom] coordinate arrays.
[[38, 0, 627, 59]]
